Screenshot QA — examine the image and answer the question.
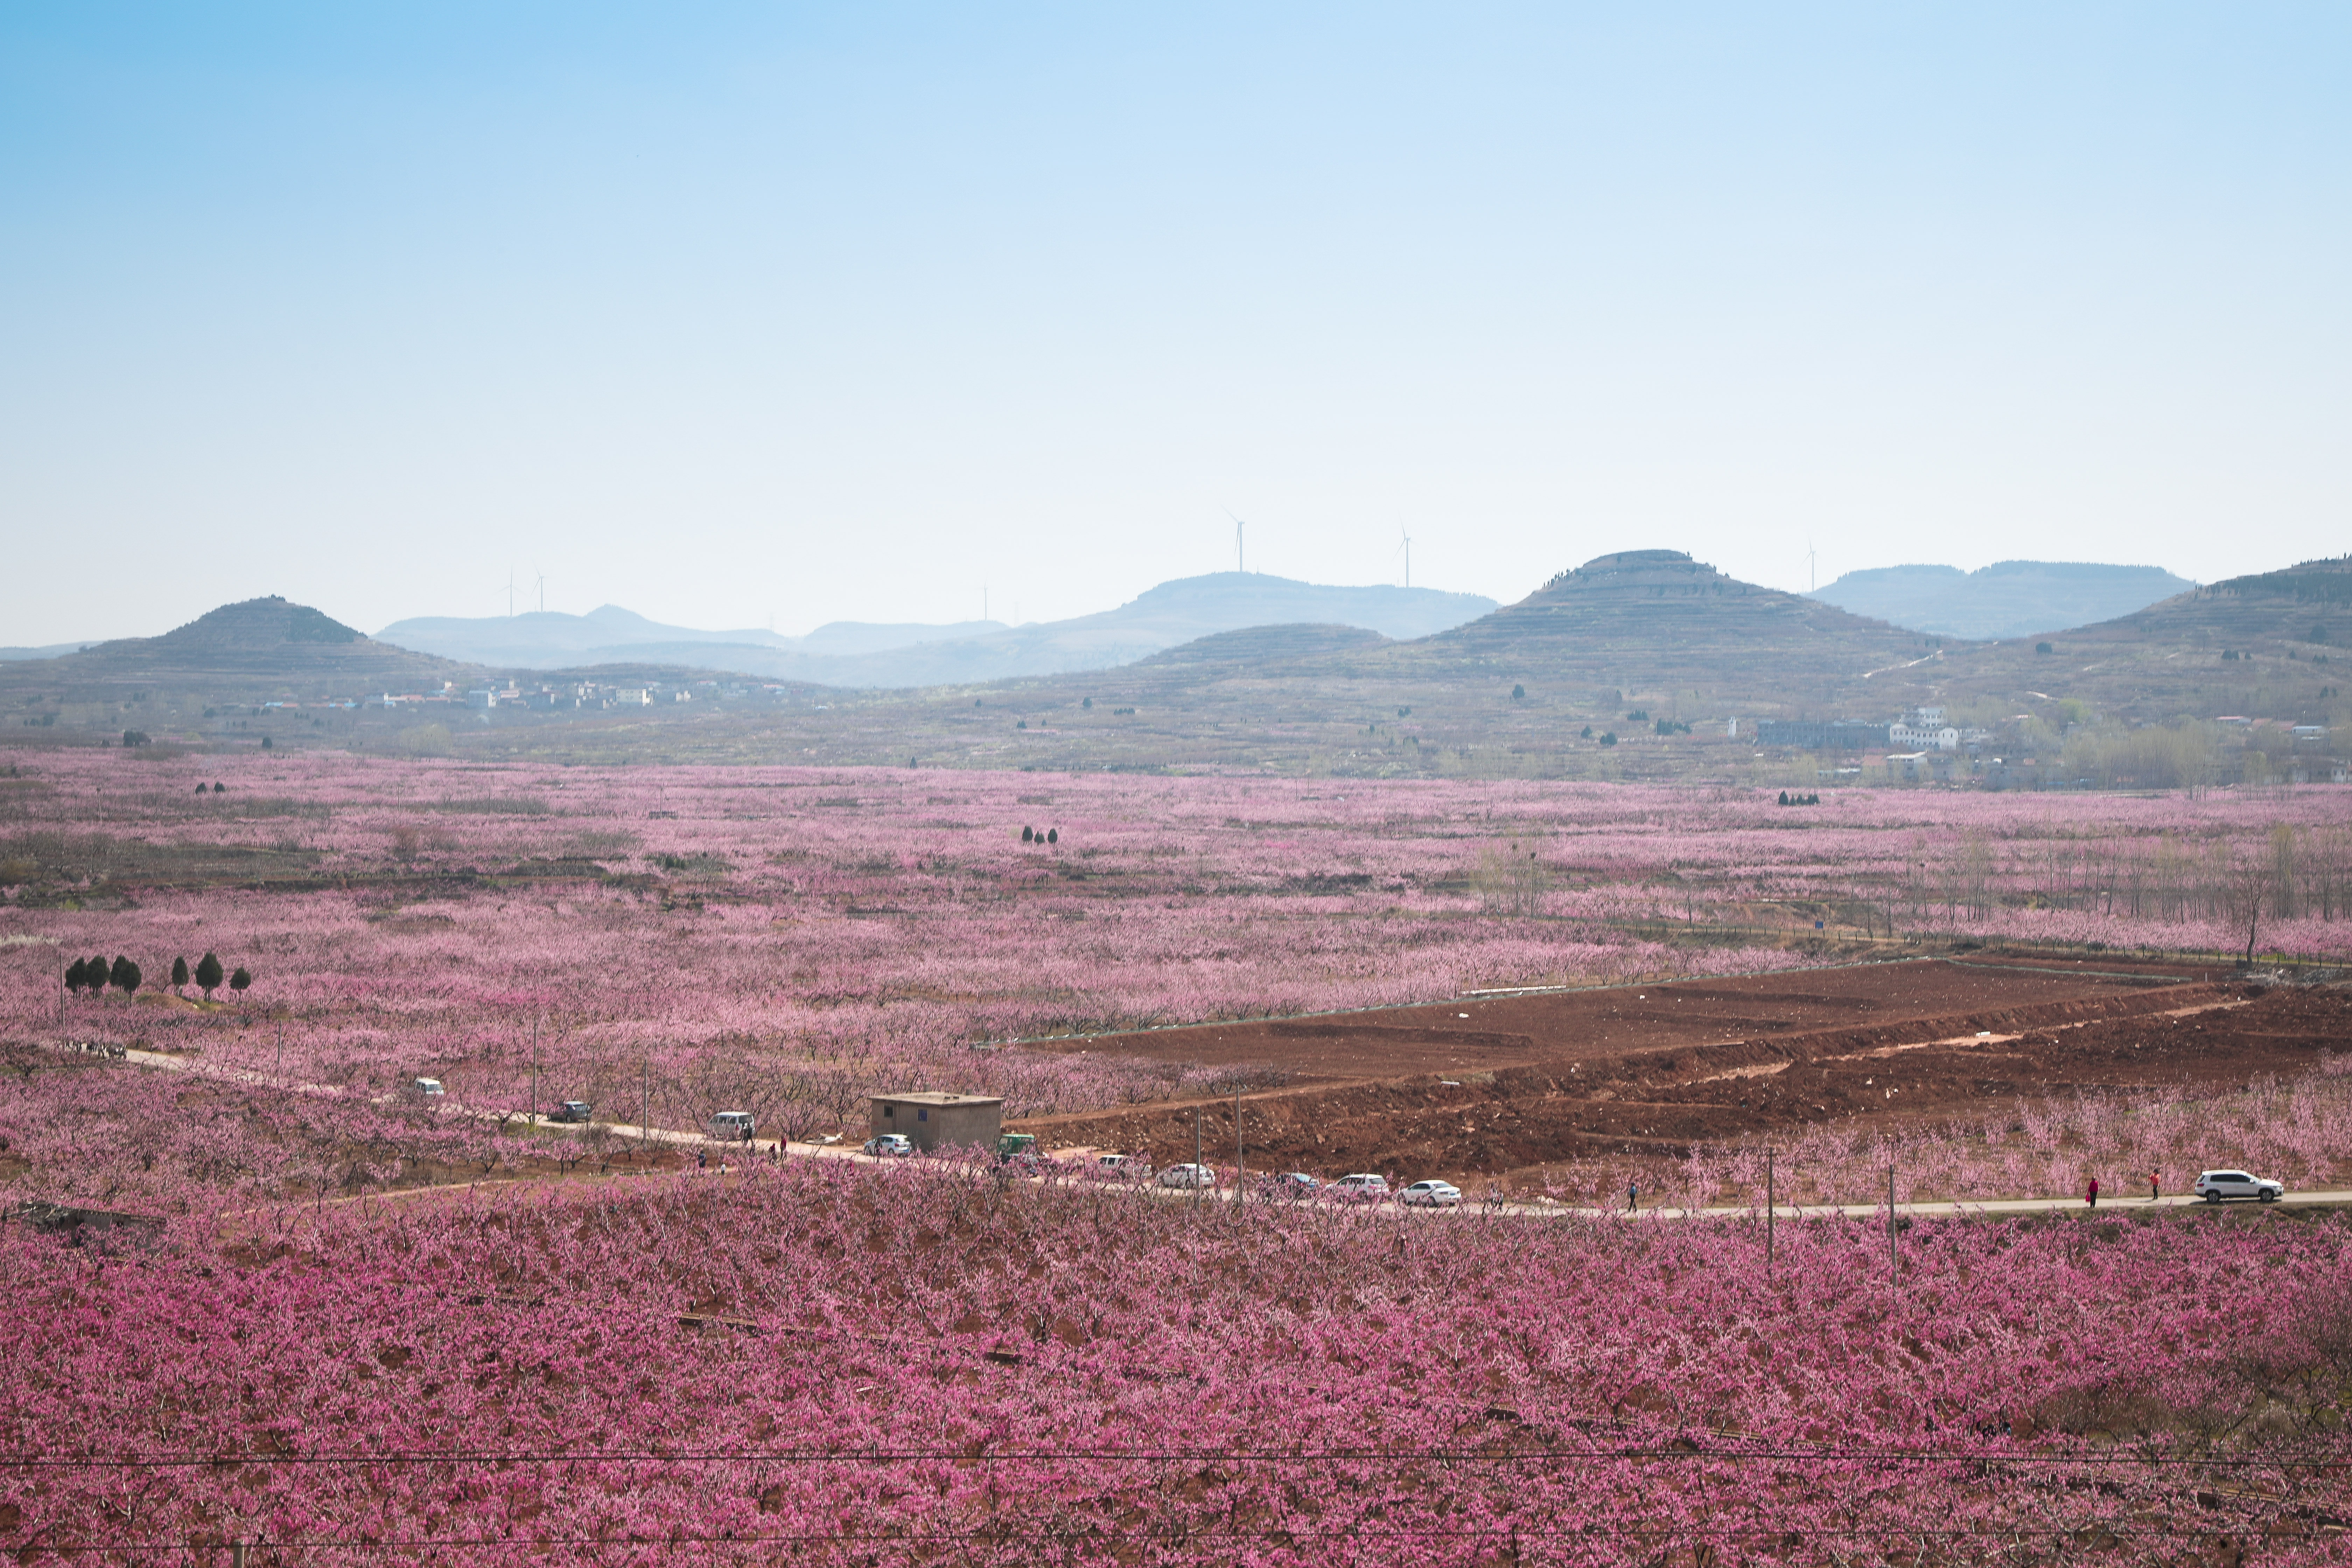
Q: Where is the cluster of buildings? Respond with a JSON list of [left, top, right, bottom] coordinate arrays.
[[374, 679, 802, 712], [1754, 707, 1992, 758]]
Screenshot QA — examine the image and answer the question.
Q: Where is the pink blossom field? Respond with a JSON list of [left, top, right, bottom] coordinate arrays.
[[0, 749, 2346, 1212], [8, 1159, 2352, 1563], [6, 748, 2352, 1559]]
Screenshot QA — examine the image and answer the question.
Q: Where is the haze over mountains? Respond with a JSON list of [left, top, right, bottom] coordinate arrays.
[[376, 573, 1499, 688], [1, 551, 2340, 792], [1808, 561, 2198, 642]]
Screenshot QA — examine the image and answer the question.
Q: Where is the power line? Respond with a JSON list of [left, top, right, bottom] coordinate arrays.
[[8, 1446, 2347, 1469], [9, 1522, 2324, 1555]]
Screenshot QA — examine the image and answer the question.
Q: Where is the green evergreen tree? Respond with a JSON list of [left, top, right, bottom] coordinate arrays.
[[65, 958, 87, 992], [229, 967, 252, 994], [109, 957, 141, 995], [195, 952, 224, 998], [171, 956, 190, 992]]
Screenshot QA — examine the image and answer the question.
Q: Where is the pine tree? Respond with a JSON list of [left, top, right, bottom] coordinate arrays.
[[196, 952, 224, 998], [65, 958, 86, 992], [109, 957, 141, 995], [172, 956, 190, 992], [229, 967, 252, 994]]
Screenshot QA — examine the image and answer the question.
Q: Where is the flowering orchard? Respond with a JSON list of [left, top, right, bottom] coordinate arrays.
[[8, 1161, 2352, 1565]]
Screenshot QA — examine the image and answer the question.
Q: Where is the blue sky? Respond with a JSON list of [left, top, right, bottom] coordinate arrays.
[[3, 3, 2346, 642]]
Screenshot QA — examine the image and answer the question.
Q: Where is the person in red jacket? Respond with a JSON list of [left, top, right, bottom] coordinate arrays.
[[2087, 1176, 2099, 1209], [2150, 1169, 2160, 1202]]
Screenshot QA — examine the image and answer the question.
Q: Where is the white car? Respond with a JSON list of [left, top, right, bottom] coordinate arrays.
[[863, 1133, 916, 1157], [1157, 1163, 1216, 1189], [2194, 1169, 2284, 1204], [1330, 1173, 1391, 1204], [708, 1110, 756, 1142], [1400, 1180, 1463, 1208], [410, 1077, 445, 1098], [1091, 1153, 1152, 1182]]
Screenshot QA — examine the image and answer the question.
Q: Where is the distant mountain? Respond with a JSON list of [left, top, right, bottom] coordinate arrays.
[[1808, 560, 2197, 641], [382, 575, 1496, 687], [9, 596, 462, 695], [1379, 548, 1927, 702], [0, 641, 97, 662]]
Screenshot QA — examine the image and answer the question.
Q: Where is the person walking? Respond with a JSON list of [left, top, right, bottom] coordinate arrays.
[[2086, 1176, 2099, 1209], [2150, 1169, 2160, 1202], [1628, 1180, 1639, 1214]]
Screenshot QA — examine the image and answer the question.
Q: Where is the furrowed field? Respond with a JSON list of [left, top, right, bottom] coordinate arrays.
[[6, 748, 2352, 1562]]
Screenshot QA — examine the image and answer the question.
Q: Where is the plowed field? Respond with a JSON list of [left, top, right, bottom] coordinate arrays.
[[1010, 954, 2346, 1183]]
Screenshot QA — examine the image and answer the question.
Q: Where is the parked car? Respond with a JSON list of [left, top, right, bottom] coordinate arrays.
[[2194, 1169, 2284, 1204], [1261, 1172, 1322, 1201], [1330, 1173, 1391, 1203], [547, 1100, 592, 1124], [1090, 1153, 1152, 1182], [864, 1133, 916, 1157], [1157, 1163, 1216, 1190], [995, 1133, 1044, 1167], [708, 1110, 756, 1142], [409, 1077, 444, 1099], [1400, 1179, 1463, 1209]]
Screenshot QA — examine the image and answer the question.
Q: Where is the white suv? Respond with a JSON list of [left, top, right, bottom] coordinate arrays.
[[1331, 1173, 1391, 1203], [2194, 1169, 2284, 1204]]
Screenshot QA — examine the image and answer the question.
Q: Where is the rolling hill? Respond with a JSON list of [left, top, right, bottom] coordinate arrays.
[[376, 573, 1496, 687], [1809, 560, 2198, 641]]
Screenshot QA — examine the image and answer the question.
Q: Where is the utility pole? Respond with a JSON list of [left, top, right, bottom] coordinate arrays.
[[1235, 1088, 1244, 1212], [1766, 1148, 1775, 1270], [1194, 1105, 1203, 1209], [642, 1056, 650, 1155], [1889, 1160, 1898, 1283], [529, 1015, 539, 1128]]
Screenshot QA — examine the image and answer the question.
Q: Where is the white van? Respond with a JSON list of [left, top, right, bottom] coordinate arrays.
[[411, 1077, 445, 1098], [709, 1110, 756, 1142]]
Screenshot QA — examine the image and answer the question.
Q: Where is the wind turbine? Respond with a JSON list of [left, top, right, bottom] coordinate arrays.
[[504, 569, 517, 618], [1396, 527, 1412, 590], [1221, 503, 1246, 574], [1805, 541, 1818, 593], [533, 570, 548, 615]]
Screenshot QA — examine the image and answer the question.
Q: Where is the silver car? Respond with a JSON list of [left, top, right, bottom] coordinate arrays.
[[863, 1133, 916, 1157], [1156, 1163, 1216, 1189], [1400, 1180, 1463, 1209]]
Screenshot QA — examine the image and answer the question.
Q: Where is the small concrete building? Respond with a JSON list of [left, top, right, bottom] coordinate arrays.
[[868, 1091, 1004, 1152]]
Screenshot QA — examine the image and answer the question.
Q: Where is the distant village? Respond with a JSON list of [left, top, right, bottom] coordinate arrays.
[[1752, 705, 2339, 789]]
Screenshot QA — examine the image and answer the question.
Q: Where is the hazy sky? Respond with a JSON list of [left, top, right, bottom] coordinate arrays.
[[4, 4, 2346, 644]]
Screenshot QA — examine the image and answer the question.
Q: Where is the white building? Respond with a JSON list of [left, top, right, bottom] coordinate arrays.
[[1889, 718, 1960, 751]]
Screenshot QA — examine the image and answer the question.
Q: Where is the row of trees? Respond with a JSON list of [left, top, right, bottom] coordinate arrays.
[[64, 952, 251, 999]]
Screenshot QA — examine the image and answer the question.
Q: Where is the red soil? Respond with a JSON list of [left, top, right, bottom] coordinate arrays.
[[1010, 954, 2340, 1183]]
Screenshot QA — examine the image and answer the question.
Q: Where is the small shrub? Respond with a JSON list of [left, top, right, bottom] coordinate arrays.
[[1021, 826, 1034, 843], [229, 967, 251, 994], [1599, 732, 1618, 747], [2036, 642, 2055, 656], [1511, 685, 1525, 700]]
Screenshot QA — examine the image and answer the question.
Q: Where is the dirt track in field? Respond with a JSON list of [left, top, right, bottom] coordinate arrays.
[[1008, 954, 2348, 1185]]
